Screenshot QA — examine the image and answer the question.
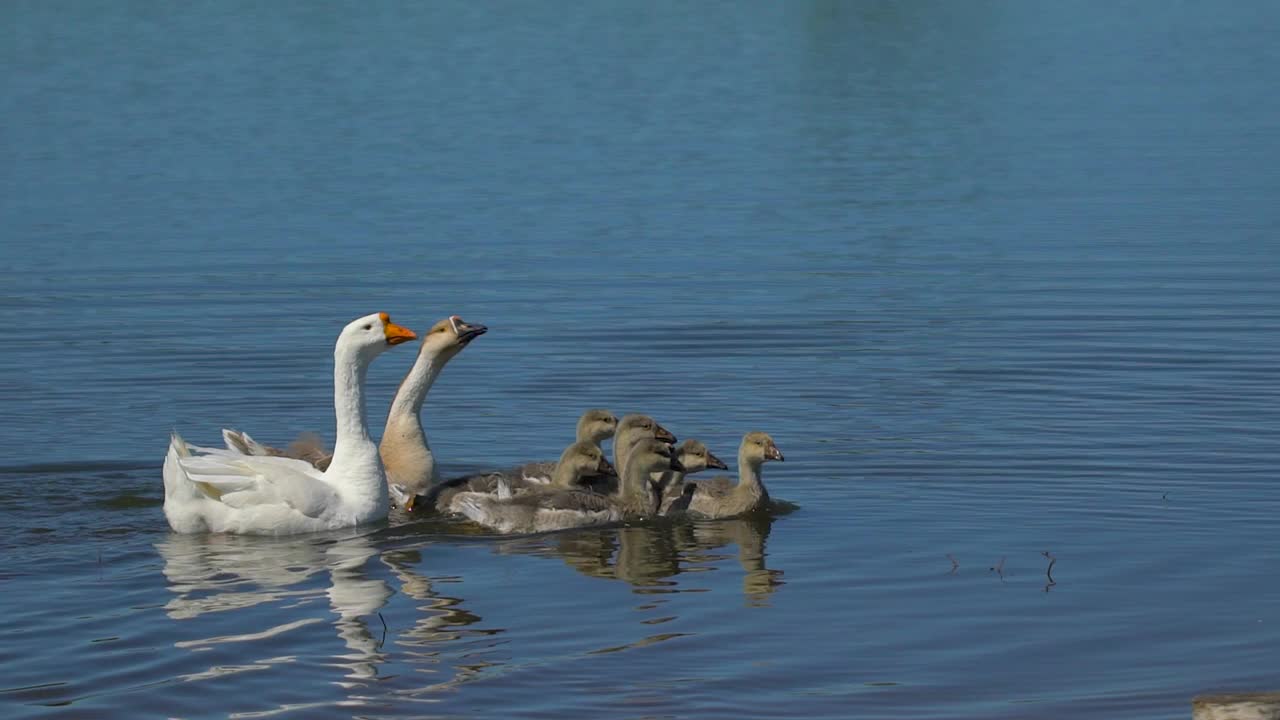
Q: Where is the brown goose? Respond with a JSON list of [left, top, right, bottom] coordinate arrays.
[[379, 316, 486, 506]]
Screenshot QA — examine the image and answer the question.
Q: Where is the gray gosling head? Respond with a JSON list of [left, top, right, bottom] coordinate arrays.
[[741, 431, 784, 465], [578, 409, 619, 445], [674, 439, 728, 474]]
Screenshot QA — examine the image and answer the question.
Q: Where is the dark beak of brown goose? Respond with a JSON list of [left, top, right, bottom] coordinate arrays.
[[765, 444, 784, 462], [655, 425, 676, 444], [452, 316, 488, 345], [706, 452, 729, 470]]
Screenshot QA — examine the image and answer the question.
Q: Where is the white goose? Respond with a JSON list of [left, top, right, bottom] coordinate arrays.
[[162, 312, 417, 535]]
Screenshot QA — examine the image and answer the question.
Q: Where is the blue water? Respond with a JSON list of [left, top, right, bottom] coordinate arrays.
[[3, 1, 1280, 718]]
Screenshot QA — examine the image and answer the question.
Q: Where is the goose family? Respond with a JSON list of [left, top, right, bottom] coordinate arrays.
[[218, 315, 487, 510], [162, 312, 785, 536]]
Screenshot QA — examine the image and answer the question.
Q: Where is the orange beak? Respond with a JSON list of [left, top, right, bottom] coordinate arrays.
[[380, 313, 418, 346]]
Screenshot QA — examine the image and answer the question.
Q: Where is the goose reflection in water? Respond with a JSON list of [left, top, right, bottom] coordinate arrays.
[[156, 532, 392, 683], [156, 530, 500, 702], [378, 549, 504, 695]]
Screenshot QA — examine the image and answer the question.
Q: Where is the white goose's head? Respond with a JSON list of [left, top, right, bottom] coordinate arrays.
[[418, 315, 488, 359], [338, 312, 418, 360]]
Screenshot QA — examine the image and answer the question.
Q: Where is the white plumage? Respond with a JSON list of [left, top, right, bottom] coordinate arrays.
[[161, 312, 417, 535]]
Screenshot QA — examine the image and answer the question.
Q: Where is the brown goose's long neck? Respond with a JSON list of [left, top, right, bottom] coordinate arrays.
[[387, 344, 449, 420]]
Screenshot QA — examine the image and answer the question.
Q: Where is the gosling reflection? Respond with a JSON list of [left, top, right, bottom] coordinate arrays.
[[497, 510, 785, 603], [156, 531, 392, 682], [686, 513, 785, 606]]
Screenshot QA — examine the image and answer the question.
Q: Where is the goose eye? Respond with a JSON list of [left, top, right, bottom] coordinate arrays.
[[362, 324, 372, 330]]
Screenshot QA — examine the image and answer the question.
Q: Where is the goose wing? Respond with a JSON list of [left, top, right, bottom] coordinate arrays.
[[177, 448, 339, 518]]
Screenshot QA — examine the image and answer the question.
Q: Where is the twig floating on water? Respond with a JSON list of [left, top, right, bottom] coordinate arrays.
[[946, 554, 959, 575]]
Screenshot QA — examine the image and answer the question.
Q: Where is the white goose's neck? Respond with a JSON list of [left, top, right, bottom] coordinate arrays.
[[326, 345, 387, 513], [332, 346, 373, 452]]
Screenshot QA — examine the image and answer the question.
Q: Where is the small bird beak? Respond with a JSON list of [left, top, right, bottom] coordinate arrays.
[[596, 456, 616, 477], [451, 316, 488, 345], [655, 425, 677, 444], [382, 314, 418, 346], [765, 444, 784, 462], [706, 451, 729, 470]]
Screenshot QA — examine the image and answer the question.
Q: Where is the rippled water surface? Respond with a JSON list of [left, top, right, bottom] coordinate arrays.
[[3, 1, 1280, 718]]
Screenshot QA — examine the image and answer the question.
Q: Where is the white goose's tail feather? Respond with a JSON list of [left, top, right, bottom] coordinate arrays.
[[222, 428, 268, 456], [163, 432, 199, 503]]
